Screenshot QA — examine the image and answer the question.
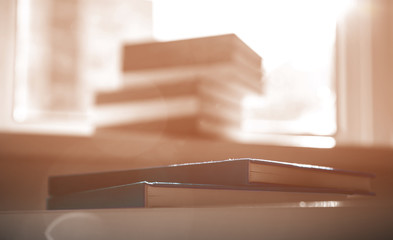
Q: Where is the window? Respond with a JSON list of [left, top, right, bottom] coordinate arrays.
[[10, 0, 153, 135]]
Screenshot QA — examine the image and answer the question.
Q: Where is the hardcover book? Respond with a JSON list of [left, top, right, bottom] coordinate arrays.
[[49, 158, 375, 196], [121, 34, 263, 94], [122, 33, 261, 71], [93, 76, 248, 136], [47, 181, 353, 210]]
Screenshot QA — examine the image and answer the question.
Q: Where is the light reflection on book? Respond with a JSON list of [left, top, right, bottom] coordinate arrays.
[[299, 201, 340, 208]]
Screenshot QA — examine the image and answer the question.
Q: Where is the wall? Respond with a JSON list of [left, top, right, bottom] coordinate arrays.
[[371, 0, 393, 146], [0, 0, 16, 131], [336, 0, 393, 147]]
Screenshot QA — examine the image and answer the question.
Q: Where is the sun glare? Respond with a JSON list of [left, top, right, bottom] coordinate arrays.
[[152, 0, 354, 145]]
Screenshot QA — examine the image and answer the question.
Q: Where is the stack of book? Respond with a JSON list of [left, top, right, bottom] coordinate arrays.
[[47, 158, 374, 209], [93, 34, 263, 138]]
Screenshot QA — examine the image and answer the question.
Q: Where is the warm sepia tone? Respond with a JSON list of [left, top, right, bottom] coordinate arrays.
[[0, 0, 393, 239]]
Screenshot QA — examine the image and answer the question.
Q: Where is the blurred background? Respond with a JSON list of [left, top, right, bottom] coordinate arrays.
[[0, 0, 392, 148]]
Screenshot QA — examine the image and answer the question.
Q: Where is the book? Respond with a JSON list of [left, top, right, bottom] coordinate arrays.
[[95, 114, 242, 138], [48, 158, 375, 196], [47, 181, 352, 209], [95, 34, 265, 136], [96, 116, 203, 136], [122, 62, 263, 94], [96, 75, 256, 106], [93, 76, 248, 134], [122, 34, 261, 72], [122, 34, 263, 93]]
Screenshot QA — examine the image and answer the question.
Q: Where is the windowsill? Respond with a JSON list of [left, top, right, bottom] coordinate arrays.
[[0, 130, 390, 166]]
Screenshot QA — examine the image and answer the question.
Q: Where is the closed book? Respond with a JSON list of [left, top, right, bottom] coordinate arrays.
[[93, 76, 247, 134], [96, 116, 203, 137], [122, 34, 263, 93], [96, 76, 255, 106], [49, 158, 375, 196], [122, 34, 261, 71], [47, 181, 352, 210], [96, 115, 241, 138]]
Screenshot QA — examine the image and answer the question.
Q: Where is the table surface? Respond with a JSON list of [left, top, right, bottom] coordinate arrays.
[[1, 200, 393, 240]]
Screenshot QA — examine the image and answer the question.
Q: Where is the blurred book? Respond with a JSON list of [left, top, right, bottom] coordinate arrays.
[[122, 33, 263, 92], [93, 76, 251, 137], [48, 158, 375, 197], [47, 181, 353, 210], [93, 34, 263, 138]]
